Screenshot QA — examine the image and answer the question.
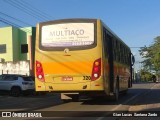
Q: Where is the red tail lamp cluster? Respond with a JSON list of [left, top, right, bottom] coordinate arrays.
[[91, 58, 101, 81], [36, 61, 45, 82]]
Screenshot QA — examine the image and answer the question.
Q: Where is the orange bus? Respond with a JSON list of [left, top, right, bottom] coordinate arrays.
[[35, 19, 134, 101]]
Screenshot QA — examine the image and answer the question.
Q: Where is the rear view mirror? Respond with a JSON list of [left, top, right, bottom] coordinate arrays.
[[131, 53, 135, 66]]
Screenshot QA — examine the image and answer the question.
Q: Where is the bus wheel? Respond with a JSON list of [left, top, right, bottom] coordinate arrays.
[[122, 90, 128, 96], [72, 95, 79, 102], [113, 81, 119, 101], [10, 87, 21, 97]]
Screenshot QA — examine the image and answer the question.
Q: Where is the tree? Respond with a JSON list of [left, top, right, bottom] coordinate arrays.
[[139, 36, 160, 75], [140, 69, 152, 81]]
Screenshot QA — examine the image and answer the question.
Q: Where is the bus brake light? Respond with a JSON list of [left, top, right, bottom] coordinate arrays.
[[91, 58, 101, 81], [36, 61, 45, 82]]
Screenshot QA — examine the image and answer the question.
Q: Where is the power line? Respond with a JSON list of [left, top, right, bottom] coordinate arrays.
[[4, 0, 53, 21], [17, 0, 53, 20], [130, 47, 146, 48], [0, 17, 21, 28], [3, 0, 44, 21], [0, 11, 33, 26], [0, 17, 32, 33], [9, 0, 48, 20]]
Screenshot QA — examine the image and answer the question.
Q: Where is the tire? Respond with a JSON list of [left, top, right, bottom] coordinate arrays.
[[114, 84, 119, 101], [62, 99, 71, 103], [112, 81, 119, 101], [35, 91, 47, 96], [72, 95, 79, 102], [10, 87, 21, 97], [40, 92, 47, 95], [122, 90, 128, 96]]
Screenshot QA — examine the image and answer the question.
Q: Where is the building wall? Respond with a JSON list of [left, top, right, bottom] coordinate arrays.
[[19, 27, 28, 61], [12, 27, 19, 61], [20, 27, 35, 61], [0, 27, 13, 61], [0, 26, 36, 76], [0, 26, 35, 62], [20, 27, 36, 76]]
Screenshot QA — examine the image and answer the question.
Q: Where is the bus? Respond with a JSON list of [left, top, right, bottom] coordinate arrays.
[[35, 19, 135, 101]]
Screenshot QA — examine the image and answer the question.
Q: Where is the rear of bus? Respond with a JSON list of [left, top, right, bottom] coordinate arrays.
[[35, 19, 104, 100]]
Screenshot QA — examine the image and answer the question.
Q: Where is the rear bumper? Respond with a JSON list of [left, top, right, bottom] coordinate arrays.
[[35, 76, 104, 92], [44, 82, 104, 91]]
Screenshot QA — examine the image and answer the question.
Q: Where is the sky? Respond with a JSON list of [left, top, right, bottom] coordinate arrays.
[[0, 0, 160, 70]]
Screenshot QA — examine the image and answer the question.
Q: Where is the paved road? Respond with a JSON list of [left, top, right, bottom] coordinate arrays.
[[114, 83, 160, 120], [0, 82, 159, 120], [0, 93, 62, 111]]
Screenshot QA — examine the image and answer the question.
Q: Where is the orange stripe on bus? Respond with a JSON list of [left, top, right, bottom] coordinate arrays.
[[42, 61, 93, 74]]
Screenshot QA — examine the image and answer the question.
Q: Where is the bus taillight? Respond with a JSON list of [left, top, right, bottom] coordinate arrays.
[[91, 58, 101, 81], [36, 61, 45, 82]]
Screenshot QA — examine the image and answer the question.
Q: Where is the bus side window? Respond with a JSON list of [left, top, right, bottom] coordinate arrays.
[[128, 52, 130, 65], [125, 48, 127, 64], [112, 39, 115, 60], [125, 48, 128, 64], [117, 42, 120, 62], [103, 29, 108, 58], [120, 44, 122, 63], [123, 45, 125, 64], [121, 44, 125, 64], [124, 48, 126, 64], [115, 40, 119, 62], [113, 39, 117, 61]]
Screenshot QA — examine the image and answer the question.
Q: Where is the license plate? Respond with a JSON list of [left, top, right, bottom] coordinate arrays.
[[62, 76, 73, 81]]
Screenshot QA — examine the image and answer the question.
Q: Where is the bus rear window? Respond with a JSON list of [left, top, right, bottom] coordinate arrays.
[[41, 23, 94, 47]]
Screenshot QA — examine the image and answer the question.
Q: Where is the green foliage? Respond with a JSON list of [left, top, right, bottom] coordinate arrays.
[[140, 69, 152, 81], [139, 36, 160, 75]]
